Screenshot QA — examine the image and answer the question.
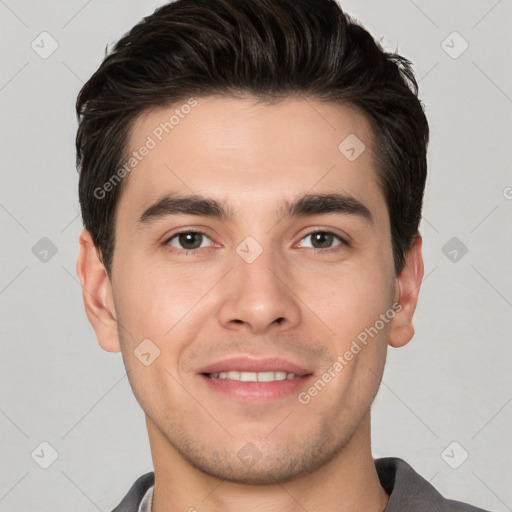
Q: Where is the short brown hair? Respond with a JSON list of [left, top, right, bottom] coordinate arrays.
[[76, 0, 429, 276]]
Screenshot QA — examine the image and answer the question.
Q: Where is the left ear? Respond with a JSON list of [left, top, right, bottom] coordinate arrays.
[[388, 234, 424, 348]]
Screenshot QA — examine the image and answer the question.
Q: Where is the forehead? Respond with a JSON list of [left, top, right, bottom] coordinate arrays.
[[118, 95, 386, 225]]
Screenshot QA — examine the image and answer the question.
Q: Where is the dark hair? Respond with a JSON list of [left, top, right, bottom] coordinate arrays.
[[76, 0, 429, 276]]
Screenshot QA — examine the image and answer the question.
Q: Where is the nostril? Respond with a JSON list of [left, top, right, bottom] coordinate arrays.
[[274, 317, 285, 324]]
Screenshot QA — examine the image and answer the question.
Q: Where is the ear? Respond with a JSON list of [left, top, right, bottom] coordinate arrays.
[[388, 234, 424, 348], [76, 229, 120, 352]]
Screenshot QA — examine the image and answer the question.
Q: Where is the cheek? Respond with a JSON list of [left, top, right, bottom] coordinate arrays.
[[294, 259, 395, 339], [113, 260, 219, 345], [112, 267, 203, 410]]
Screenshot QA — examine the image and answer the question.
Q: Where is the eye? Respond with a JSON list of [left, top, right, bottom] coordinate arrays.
[[297, 231, 347, 250], [165, 231, 213, 251]]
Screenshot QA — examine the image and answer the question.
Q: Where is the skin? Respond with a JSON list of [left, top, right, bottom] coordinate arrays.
[[77, 96, 423, 512]]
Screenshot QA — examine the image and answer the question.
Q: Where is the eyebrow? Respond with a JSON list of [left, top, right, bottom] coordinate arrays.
[[137, 192, 373, 226]]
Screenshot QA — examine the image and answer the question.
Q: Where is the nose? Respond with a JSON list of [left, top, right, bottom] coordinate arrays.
[[217, 248, 302, 334]]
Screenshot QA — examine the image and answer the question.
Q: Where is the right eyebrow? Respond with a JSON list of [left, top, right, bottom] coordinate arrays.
[[137, 194, 232, 228]]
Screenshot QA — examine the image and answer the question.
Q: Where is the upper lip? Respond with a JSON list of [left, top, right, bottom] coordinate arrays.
[[197, 356, 312, 376]]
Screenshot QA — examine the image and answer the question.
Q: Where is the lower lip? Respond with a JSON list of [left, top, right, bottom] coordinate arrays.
[[199, 374, 314, 403]]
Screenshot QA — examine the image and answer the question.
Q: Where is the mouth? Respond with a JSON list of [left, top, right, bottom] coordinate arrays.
[[204, 370, 304, 381], [197, 356, 314, 403]]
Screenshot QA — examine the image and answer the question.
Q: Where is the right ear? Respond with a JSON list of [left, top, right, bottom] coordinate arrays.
[[76, 229, 120, 352]]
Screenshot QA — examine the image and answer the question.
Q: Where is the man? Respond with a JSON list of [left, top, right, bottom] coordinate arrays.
[[74, 0, 492, 511]]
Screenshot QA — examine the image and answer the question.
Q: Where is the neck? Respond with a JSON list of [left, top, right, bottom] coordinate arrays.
[[147, 412, 389, 512]]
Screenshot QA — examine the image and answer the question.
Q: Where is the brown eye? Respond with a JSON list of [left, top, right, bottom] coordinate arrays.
[[298, 231, 345, 250], [311, 232, 334, 248], [167, 231, 211, 251]]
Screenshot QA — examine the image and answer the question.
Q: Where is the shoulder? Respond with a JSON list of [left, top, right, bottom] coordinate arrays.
[[375, 457, 493, 512], [111, 472, 155, 512]]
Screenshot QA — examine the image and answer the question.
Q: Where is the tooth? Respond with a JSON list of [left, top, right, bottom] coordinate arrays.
[[257, 371, 275, 382], [211, 371, 299, 381], [239, 371, 257, 382]]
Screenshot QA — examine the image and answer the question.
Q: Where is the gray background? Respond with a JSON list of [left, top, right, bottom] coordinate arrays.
[[1, 0, 511, 510]]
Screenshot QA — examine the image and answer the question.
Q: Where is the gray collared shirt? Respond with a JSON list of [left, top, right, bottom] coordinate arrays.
[[138, 485, 153, 512], [112, 457, 493, 512]]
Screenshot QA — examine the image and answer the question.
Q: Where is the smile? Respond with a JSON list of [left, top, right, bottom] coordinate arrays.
[[206, 371, 301, 381]]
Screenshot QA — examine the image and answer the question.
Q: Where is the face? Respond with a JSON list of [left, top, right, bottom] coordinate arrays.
[[80, 96, 421, 485]]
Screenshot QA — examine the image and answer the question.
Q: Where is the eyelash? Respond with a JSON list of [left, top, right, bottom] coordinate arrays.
[[164, 229, 349, 254]]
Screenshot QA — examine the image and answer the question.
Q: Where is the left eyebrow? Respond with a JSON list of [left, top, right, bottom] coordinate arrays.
[[136, 192, 373, 227], [281, 193, 374, 224]]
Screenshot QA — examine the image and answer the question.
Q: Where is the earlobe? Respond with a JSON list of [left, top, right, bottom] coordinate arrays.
[[388, 234, 424, 348], [76, 229, 121, 352]]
